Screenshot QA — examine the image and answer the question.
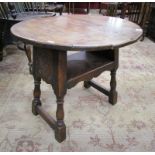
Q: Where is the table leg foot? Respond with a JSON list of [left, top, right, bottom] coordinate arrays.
[[32, 99, 41, 115], [35, 104, 66, 143], [109, 91, 117, 105], [55, 124, 66, 143], [84, 81, 91, 89]]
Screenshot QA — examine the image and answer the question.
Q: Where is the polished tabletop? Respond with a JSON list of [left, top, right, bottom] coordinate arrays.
[[11, 14, 143, 51]]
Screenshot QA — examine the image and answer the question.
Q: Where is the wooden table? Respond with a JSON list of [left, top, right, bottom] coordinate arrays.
[[11, 15, 142, 143]]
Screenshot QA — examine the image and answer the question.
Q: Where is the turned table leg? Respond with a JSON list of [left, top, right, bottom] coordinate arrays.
[[83, 49, 119, 105], [32, 46, 42, 115], [109, 49, 118, 105], [52, 50, 67, 142], [31, 47, 67, 143], [32, 76, 42, 115], [109, 69, 117, 105], [55, 97, 66, 142], [83, 69, 118, 105]]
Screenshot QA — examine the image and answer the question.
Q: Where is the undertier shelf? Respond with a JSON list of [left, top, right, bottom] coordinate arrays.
[[67, 51, 114, 86]]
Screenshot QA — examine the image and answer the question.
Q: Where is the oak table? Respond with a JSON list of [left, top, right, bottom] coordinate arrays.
[[11, 15, 142, 143]]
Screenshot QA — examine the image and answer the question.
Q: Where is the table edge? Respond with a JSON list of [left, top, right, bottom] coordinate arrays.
[[11, 28, 143, 51]]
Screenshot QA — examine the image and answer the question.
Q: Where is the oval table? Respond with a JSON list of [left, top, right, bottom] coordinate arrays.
[[11, 15, 142, 143]]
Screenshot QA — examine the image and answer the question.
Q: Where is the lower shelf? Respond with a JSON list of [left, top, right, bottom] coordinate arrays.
[[67, 51, 114, 88]]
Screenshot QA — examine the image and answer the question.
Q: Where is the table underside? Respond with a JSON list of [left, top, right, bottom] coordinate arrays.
[[34, 48, 116, 87]]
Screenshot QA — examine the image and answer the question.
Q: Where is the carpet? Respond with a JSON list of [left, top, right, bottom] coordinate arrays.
[[0, 38, 155, 151]]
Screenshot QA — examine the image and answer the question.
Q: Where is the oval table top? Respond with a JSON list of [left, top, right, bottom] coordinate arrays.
[[11, 14, 143, 51]]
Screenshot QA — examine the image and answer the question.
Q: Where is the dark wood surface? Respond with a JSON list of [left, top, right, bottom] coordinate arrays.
[[67, 51, 115, 88], [11, 15, 142, 51], [11, 15, 142, 143]]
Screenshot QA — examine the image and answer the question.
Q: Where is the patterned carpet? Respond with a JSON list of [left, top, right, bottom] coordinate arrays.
[[0, 38, 155, 151]]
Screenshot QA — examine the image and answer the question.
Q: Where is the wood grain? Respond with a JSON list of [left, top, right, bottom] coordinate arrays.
[[11, 15, 143, 51]]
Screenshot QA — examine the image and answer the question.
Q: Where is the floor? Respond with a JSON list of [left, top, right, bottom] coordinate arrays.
[[0, 37, 155, 151]]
